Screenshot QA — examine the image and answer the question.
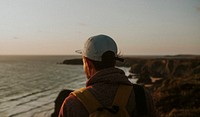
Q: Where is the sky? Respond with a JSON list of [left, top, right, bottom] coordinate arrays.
[[0, 0, 200, 55]]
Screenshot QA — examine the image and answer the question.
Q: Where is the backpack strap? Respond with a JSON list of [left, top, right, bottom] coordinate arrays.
[[133, 84, 148, 116], [112, 85, 133, 107], [113, 84, 148, 116], [71, 85, 148, 116], [71, 88, 102, 114]]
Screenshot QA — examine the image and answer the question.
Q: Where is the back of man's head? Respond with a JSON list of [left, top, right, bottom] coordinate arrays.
[[88, 51, 116, 71], [78, 34, 123, 70]]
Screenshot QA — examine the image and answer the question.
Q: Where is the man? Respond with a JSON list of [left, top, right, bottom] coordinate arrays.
[[59, 34, 157, 117]]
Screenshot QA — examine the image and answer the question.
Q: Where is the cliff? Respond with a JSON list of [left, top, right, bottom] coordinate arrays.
[[127, 55, 200, 116]]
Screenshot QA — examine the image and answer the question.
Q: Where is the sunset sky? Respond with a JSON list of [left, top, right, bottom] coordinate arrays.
[[0, 0, 200, 55]]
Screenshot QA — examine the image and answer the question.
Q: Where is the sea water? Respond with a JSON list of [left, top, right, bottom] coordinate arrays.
[[0, 55, 132, 117]]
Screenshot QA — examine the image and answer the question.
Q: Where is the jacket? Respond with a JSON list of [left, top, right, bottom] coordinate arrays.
[[59, 67, 157, 117]]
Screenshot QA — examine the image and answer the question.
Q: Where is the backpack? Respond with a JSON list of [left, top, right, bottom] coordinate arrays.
[[71, 84, 147, 117]]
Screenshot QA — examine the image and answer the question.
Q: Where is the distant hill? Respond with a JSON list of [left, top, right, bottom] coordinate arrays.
[[61, 55, 200, 67]]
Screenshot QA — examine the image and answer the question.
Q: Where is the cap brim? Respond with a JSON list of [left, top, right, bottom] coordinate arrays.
[[75, 50, 82, 54]]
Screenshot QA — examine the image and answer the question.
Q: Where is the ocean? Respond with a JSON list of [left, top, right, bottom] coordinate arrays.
[[0, 55, 131, 117]]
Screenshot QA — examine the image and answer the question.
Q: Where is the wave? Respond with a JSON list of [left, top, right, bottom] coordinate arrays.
[[9, 102, 53, 117]]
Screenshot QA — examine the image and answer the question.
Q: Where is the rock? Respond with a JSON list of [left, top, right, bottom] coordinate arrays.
[[173, 63, 191, 78], [193, 65, 200, 74], [152, 73, 200, 116], [169, 108, 200, 117], [129, 63, 143, 74], [148, 60, 167, 78], [63, 59, 83, 65]]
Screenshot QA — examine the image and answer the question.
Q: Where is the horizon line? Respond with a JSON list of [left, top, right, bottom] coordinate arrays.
[[0, 54, 199, 56]]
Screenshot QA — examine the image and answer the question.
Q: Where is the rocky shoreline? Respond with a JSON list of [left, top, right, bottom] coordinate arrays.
[[62, 55, 200, 116]]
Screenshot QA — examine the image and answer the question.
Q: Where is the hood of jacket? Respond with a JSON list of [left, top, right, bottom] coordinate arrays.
[[86, 67, 132, 87]]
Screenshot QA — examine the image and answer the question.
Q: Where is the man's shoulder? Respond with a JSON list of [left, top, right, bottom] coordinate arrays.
[[63, 87, 91, 106], [61, 89, 89, 116], [63, 92, 80, 106]]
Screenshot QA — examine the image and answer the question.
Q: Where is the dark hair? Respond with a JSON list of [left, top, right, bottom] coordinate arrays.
[[88, 51, 116, 71]]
